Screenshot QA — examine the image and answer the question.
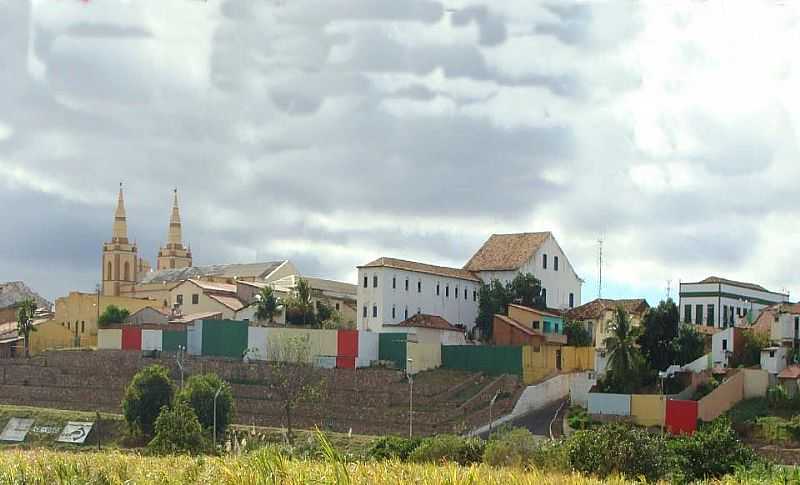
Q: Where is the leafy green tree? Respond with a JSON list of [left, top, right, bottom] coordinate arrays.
[[16, 299, 37, 358], [564, 320, 592, 347], [509, 273, 546, 309], [475, 273, 543, 339], [176, 373, 234, 437], [733, 330, 770, 368], [603, 307, 645, 393], [286, 278, 316, 326], [148, 400, 207, 455], [254, 286, 280, 324], [671, 324, 706, 366], [637, 299, 679, 371], [98, 305, 130, 326], [122, 365, 175, 437]]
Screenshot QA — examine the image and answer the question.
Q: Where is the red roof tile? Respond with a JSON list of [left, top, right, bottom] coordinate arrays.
[[463, 232, 550, 272], [565, 298, 649, 321], [385, 313, 463, 332], [358, 257, 479, 282]]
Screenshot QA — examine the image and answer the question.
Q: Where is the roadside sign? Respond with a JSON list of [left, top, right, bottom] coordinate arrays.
[[57, 422, 94, 444], [0, 418, 34, 442]]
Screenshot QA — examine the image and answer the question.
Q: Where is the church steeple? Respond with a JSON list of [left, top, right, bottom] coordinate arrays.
[[157, 188, 192, 271], [112, 183, 128, 243]]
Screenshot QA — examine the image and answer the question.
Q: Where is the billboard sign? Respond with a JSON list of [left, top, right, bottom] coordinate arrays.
[[0, 418, 35, 442], [57, 422, 94, 444]]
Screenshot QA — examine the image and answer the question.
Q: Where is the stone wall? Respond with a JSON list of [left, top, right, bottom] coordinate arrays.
[[0, 350, 520, 436]]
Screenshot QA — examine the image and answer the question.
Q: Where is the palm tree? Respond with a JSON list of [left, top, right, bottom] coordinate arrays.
[[604, 306, 642, 392], [254, 286, 280, 324], [16, 299, 38, 358], [295, 278, 314, 326]]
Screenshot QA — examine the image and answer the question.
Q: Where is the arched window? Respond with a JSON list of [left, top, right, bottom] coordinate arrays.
[[123, 261, 130, 281], [106, 262, 112, 281]]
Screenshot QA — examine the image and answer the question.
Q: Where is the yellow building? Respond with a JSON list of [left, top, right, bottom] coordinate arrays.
[[565, 298, 650, 349], [157, 189, 193, 271], [29, 319, 75, 354], [54, 292, 159, 347]]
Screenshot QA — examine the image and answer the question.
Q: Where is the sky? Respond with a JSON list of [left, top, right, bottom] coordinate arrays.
[[2, 0, 800, 307]]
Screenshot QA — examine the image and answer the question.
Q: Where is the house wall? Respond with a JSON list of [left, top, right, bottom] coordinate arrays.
[[127, 307, 168, 325], [588, 393, 631, 416], [170, 281, 236, 319], [761, 347, 788, 375], [54, 292, 159, 347], [407, 341, 441, 374], [680, 281, 788, 330], [712, 327, 736, 367], [512, 373, 571, 416], [521, 345, 594, 385], [742, 369, 769, 399], [507, 305, 565, 337], [357, 266, 479, 332], [493, 316, 545, 347], [772, 313, 800, 343], [630, 395, 666, 427], [28, 320, 75, 354], [569, 372, 597, 408]]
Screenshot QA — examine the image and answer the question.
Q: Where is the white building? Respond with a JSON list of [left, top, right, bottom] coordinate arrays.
[[679, 277, 789, 334], [463, 232, 582, 310], [761, 346, 789, 375], [356, 258, 480, 332]]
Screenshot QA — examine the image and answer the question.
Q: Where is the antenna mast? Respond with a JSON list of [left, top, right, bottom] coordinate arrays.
[[597, 237, 603, 299]]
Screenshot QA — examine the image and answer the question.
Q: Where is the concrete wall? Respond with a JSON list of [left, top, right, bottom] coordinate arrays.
[[246, 327, 270, 361], [743, 368, 769, 399], [358, 331, 379, 367], [97, 328, 122, 350], [29, 320, 75, 355], [698, 371, 744, 422], [512, 373, 570, 416], [407, 342, 441, 374], [141, 329, 163, 351], [522, 345, 594, 385], [588, 393, 631, 416], [569, 372, 596, 408], [683, 353, 711, 373], [630, 395, 666, 427]]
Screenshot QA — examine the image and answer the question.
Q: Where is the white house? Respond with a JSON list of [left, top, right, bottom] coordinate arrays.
[[761, 346, 789, 375], [711, 326, 743, 368], [770, 303, 800, 346], [356, 257, 480, 332], [383, 313, 467, 346], [463, 232, 582, 310], [679, 277, 788, 334]]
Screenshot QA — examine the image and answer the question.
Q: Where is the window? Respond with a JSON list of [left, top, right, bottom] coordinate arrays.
[[770, 350, 776, 358], [695, 304, 703, 325], [795, 317, 799, 338], [722, 339, 727, 351], [533, 321, 540, 330], [177, 294, 184, 305], [363, 276, 368, 288], [405, 278, 409, 291], [554, 256, 559, 271], [569, 293, 574, 308], [455, 286, 459, 299], [723, 305, 728, 326], [417, 281, 422, 293], [392, 276, 396, 289], [464, 288, 467, 300], [192, 294, 199, 305], [436, 284, 440, 296], [392, 306, 396, 319], [335, 303, 340, 311], [106, 262, 112, 281], [473, 290, 477, 302], [541, 288, 547, 303], [373, 275, 378, 288], [67, 322, 70, 330], [123, 261, 130, 281], [363, 306, 367, 318], [372, 305, 378, 318], [404, 307, 408, 319], [684, 305, 692, 324], [707, 305, 715, 327], [543, 254, 548, 269], [81, 321, 85, 333], [554, 323, 559, 334], [445, 285, 449, 298]]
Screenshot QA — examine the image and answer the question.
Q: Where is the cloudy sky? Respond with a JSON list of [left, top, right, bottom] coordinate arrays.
[[2, 0, 800, 306]]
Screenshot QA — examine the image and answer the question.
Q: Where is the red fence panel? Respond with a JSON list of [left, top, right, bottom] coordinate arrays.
[[666, 399, 698, 436], [336, 356, 356, 369], [337, 330, 359, 357], [121, 327, 142, 351]]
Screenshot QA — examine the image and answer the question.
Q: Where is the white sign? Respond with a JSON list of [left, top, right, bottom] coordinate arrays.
[[0, 418, 34, 442], [57, 422, 94, 444], [31, 425, 60, 435]]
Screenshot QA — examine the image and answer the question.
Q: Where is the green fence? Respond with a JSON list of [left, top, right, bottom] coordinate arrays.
[[441, 345, 523, 376], [201, 320, 248, 359], [379, 333, 407, 370], [162, 330, 187, 352]]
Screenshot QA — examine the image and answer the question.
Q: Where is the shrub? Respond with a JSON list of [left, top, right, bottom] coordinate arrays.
[[756, 416, 800, 445], [692, 379, 719, 401], [566, 406, 591, 430], [728, 398, 769, 425], [483, 428, 539, 468], [123, 365, 174, 437], [409, 434, 484, 465], [98, 305, 130, 326], [366, 436, 421, 461], [668, 417, 758, 483], [176, 373, 234, 436], [148, 400, 207, 455], [566, 423, 670, 481]]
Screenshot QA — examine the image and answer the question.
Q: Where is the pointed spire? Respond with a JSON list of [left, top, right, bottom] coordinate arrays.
[[112, 182, 128, 243], [168, 187, 183, 245]]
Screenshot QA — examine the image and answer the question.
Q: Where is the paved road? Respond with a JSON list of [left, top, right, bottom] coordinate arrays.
[[477, 399, 566, 439]]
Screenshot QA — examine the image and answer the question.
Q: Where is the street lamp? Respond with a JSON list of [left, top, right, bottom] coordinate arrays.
[[213, 384, 223, 451], [176, 345, 186, 389], [488, 391, 500, 437], [407, 358, 414, 438]]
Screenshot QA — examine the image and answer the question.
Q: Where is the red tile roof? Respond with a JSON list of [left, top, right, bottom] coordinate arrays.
[[385, 313, 464, 332], [779, 365, 800, 379], [359, 257, 479, 282], [463, 232, 551, 272], [566, 298, 650, 321]]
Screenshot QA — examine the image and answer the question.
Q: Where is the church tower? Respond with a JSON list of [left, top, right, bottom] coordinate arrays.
[[102, 184, 138, 297], [156, 189, 192, 270]]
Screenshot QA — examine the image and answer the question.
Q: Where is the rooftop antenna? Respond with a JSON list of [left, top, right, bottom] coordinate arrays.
[[666, 280, 672, 301], [597, 236, 604, 299]]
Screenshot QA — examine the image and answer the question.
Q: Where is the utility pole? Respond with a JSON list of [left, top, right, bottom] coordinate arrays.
[[213, 385, 223, 451], [597, 237, 604, 299], [176, 345, 186, 389], [407, 358, 414, 438]]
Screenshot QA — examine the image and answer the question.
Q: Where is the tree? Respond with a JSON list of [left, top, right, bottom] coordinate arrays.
[[637, 299, 680, 372], [176, 373, 234, 437], [16, 299, 37, 358], [269, 335, 326, 442], [732, 330, 770, 368], [475, 273, 543, 339], [254, 286, 280, 324], [509, 273, 546, 309], [148, 400, 207, 455], [564, 319, 592, 347], [317, 300, 345, 329], [671, 324, 706, 366], [603, 307, 645, 393], [98, 305, 130, 326], [285, 278, 316, 326], [122, 365, 175, 437]]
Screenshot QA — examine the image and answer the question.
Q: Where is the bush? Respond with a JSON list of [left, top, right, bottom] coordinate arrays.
[[148, 400, 207, 455], [728, 398, 769, 425], [409, 434, 484, 465], [756, 416, 800, 445], [98, 305, 130, 326], [176, 373, 234, 436], [566, 406, 591, 430], [567, 423, 670, 481], [692, 379, 719, 401], [668, 417, 757, 483], [483, 428, 539, 468], [366, 436, 421, 461], [123, 365, 174, 437]]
